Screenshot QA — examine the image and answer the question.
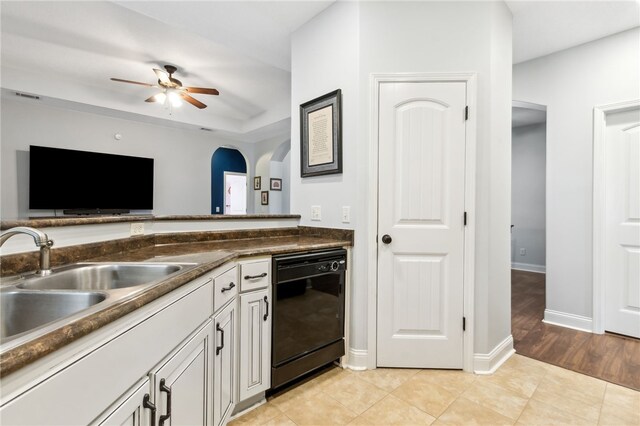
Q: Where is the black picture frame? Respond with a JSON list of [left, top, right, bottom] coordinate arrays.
[[261, 191, 269, 205], [270, 178, 282, 191], [300, 89, 342, 177], [253, 176, 261, 190]]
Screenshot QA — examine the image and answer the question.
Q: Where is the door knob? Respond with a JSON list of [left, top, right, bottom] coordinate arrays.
[[381, 234, 392, 244]]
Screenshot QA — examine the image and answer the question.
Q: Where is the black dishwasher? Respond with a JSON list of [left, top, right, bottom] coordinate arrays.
[[271, 249, 346, 389]]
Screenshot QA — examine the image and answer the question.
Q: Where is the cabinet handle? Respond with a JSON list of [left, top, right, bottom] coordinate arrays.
[[263, 296, 269, 322], [216, 322, 224, 355], [159, 379, 172, 426], [221, 282, 235, 293], [244, 272, 267, 280], [143, 393, 156, 426]]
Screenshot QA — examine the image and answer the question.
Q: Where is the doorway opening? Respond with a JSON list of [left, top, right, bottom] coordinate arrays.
[[224, 172, 247, 215], [510, 100, 547, 349], [211, 147, 247, 215]]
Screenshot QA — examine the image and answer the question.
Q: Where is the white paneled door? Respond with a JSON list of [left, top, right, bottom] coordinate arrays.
[[604, 107, 640, 338], [377, 81, 467, 368]]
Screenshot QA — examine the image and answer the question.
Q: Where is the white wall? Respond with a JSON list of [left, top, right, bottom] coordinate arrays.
[[511, 123, 546, 270], [291, 0, 361, 349], [0, 96, 257, 219], [292, 1, 513, 360], [513, 28, 640, 322]]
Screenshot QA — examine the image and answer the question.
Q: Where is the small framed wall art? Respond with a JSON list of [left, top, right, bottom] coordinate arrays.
[[253, 176, 261, 190], [300, 89, 342, 177], [270, 178, 282, 191], [261, 191, 269, 205]]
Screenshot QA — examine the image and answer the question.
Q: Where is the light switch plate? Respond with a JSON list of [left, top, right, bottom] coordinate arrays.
[[342, 206, 351, 223], [130, 223, 145, 236], [311, 205, 321, 221]]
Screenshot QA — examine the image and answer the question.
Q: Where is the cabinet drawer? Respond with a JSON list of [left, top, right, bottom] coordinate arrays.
[[239, 259, 270, 292], [214, 266, 238, 312]]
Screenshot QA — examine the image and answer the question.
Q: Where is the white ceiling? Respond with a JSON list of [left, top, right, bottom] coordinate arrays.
[[1, 1, 638, 140], [0, 1, 333, 141], [512, 106, 547, 128], [507, 0, 640, 64]]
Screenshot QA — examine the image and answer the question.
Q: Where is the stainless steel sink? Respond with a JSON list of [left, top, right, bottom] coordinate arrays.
[[0, 262, 197, 349], [17, 264, 184, 291], [0, 291, 107, 340]]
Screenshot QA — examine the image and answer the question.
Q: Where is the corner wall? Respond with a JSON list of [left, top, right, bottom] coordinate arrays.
[[513, 27, 640, 326], [290, 1, 361, 347], [291, 1, 513, 365]]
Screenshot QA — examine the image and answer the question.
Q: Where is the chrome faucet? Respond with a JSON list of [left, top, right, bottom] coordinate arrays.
[[0, 227, 54, 276]]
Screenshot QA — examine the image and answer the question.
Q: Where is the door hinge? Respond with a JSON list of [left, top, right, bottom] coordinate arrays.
[[464, 211, 467, 226], [465, 106, 469, 121], [463, 317, 466, 331]]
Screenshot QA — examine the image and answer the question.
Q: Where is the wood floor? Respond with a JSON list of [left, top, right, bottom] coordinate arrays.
[[511, 269, 640, 391]]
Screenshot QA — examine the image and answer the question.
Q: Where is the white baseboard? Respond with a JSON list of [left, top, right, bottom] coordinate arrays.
[[511, 262, 546, 273], [345, 348, 368, 371], [473, 335, 515, 375], [543, 309, 593, 332]]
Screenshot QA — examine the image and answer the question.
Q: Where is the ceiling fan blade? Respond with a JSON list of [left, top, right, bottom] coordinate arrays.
[[111, 78, 154, 87], [181, 93, 207, 109], [185, 87, 219, 96], [154, 68, 170, 84]]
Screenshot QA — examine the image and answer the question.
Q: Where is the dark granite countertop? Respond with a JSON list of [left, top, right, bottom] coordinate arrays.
[[0, 214, 301, 230], [0, 229, 351, 378]]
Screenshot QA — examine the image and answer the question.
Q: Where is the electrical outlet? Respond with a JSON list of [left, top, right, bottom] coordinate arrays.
[[342, 206, 351, 223], [130, 222, 145, 236], [520, 248, 526, 256], [311, 205, 322, 221]]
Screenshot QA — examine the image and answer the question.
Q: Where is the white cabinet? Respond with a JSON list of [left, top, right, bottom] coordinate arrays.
[[239, 258, 270, 292], [213, 300, 237, 426], [0, 277, 213, 426], [238, 289, 271, 401], [151, 321, 213, 426], [95, 379, 152, 426], [0, 256, 275, 426]]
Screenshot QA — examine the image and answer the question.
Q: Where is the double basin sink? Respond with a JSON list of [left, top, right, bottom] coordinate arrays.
[[1, 262, 197, 349]]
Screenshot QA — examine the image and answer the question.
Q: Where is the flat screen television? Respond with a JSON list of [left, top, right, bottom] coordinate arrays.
[[29, 145, 154, 214]]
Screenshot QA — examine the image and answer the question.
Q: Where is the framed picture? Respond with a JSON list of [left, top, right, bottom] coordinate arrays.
[[261, 191, 269, 205], [300, 89, 342, 177], [253, 176, 261, 190], [270, 178, 282, 191]]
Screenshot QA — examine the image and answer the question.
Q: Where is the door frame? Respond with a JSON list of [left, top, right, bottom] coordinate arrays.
[[592, 99, 640, 334], [367, 73, 477, 372]]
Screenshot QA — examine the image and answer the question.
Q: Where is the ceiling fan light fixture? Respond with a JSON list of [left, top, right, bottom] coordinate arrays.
[[153, 92, 167, 103], [167, 90, 182, 107]]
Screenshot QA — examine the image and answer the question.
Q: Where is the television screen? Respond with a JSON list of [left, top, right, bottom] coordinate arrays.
[[29, 145, 154, 211]]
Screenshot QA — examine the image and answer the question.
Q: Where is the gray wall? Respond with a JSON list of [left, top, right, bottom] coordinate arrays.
[[511, 123, 546, 270], [0, 97, 257, 219], [514, 27, 640, 322]]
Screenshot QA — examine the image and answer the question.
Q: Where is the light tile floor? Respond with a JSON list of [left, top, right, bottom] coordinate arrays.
[[230, 354, 640, 425]]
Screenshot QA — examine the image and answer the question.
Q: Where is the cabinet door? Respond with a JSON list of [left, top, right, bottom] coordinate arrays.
[[152, 320, 213, 426], [239, 289, 271, 401], [213, 300, 237, 426], [93, 378, 152, 426]]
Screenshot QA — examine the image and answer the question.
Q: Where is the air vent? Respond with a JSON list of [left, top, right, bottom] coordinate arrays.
[[15, 92, 40, 100]]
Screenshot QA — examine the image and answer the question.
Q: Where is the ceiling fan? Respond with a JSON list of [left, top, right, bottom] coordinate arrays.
[[110, 65, 219, 109]]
